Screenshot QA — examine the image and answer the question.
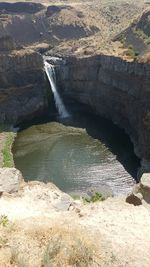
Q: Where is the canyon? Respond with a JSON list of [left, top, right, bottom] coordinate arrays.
[[0, 0, 149, 169], [0, 1, 150, 266], [1, 37, 150, 171]]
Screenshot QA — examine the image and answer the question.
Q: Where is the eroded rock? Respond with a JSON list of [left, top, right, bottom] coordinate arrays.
[[46, 5, 61, 17], [126, 192, 143, 206], [140, 173, 150, 203], [0, 168, 23, 194], [126, 173, 150, 205], [0, 2, 44, 14], [0, 36, 15, 51], [0, 49, 48, 125]]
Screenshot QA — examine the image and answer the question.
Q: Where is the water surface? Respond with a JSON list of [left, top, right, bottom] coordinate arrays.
[[13, 111, 139, 196]]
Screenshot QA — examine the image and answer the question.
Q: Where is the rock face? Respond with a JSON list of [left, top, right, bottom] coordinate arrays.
[[0, 36, 15, 51], [56, 55, 150, 167], [0, 2, 44, 14], [46, 5, 62, 17], [126, 191, 143, 206], [140, 173, 150, 203], [126, 173, 150, 204], [0, 167, 23, 193], [0, 46, 48, 125], [137, 10, 150, 36]]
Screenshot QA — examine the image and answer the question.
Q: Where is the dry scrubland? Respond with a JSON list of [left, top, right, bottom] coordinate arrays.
[[0, 181, 150, 267], [0, 0, 148, 57]]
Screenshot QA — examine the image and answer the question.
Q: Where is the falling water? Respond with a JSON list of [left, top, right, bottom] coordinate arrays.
[[44, 61, 69, 118]]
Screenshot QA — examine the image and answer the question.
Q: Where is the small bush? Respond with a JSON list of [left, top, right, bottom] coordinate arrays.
[[83, 192, 105, 203], [0, 215, 9, 227], [124, 45, 139, 60], [133, 28, 149, 42], [128, 44, 134, 50]]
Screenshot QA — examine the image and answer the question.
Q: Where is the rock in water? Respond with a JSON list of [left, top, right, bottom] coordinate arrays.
[[0, 168, 23, 194]]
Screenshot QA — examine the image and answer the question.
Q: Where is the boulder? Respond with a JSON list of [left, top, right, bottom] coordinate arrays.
[[0, 168, 23, 194], [140, 173, 150, 203], [46, 5, 61, 17], [53, 194, 73, 211], [126, 192, 143, 206]]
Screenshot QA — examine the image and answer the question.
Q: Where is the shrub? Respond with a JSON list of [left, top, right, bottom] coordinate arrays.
[[124, 45, 139, 60], [0, 215, 9, 227], [133, 28, 150, 43], [83, 192, 105, 203]]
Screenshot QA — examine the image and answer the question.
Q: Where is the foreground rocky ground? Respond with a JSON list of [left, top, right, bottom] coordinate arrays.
[[0, 168, 150, 267]]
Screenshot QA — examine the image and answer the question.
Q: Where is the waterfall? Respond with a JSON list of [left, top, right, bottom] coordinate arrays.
[[44, 60, 69, 118]]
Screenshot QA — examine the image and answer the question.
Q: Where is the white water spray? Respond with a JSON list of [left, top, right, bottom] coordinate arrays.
[[44, 60, 69, 118]]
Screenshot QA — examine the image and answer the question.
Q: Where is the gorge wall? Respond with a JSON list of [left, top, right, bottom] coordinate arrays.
[[0, 38, 48, 125], [55, 55, 150, 168]]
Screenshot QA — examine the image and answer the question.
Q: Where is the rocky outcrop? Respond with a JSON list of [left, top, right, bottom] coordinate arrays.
[[0, 167, 23, 193], [0, 48, 48, 125], [137, 10, 150, 36], [126, 191, 143, 206], [55, 55, 150, 167], [46, 5, 62, 17], [140, 173, 150, 203], [0, 36, 15, 51], [0, 2, 44, 14], [126, 173, 150, 204]]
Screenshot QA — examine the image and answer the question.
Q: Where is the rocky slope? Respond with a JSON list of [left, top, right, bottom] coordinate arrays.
[[0, 2, 44, 14], [54, 55, 150, 168], [0, 36, 48, 125], [0, 168, 150, 267], [115, 8, 150, 59], [0, 0, 146, 56]]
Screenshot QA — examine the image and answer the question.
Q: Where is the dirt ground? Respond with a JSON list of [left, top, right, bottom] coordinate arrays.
[[0, 182, 150, 267]]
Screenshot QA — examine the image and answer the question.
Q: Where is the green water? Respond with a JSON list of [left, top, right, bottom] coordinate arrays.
[[13, 113, 139, 196]]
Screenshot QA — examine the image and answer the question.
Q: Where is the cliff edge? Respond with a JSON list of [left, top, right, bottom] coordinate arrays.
[[0, 168, 150, 267], [0, 36, 48, 125]]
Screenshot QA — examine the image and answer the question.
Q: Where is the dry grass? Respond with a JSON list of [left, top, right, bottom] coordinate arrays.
[[0, 220, 100, 267], [43, 229, 95, 267], [139, 51, 150, 63]]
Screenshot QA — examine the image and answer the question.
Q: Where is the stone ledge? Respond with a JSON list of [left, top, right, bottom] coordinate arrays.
[[0, 167, 23, 194]]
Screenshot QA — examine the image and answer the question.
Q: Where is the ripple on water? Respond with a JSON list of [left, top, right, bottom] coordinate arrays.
[[13, 122, 137, 196]]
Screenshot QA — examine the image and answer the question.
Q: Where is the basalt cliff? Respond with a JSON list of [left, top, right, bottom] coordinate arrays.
[[55, 55, 150, 168], [0, 36, 48, 125]]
